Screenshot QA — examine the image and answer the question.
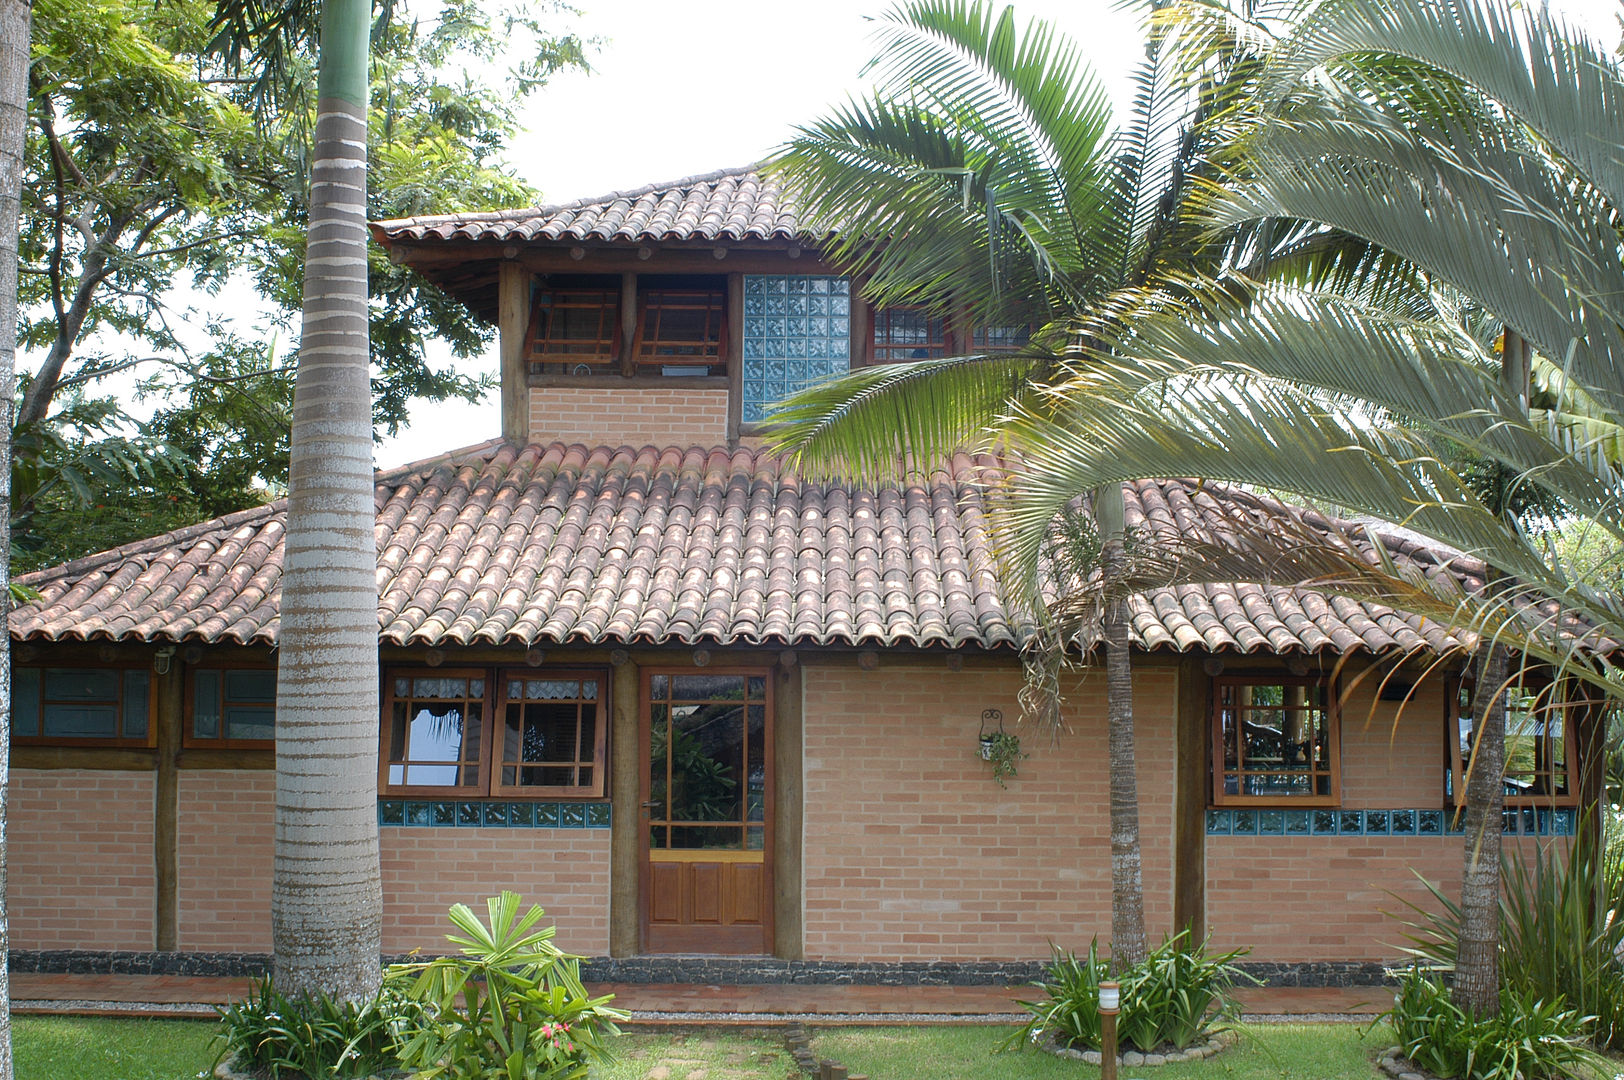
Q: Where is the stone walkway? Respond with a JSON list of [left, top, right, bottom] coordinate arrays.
[[10, 972, 1386, 1024]]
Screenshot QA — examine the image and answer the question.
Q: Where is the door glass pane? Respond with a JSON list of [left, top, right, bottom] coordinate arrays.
[[669, 702, 743, 823]]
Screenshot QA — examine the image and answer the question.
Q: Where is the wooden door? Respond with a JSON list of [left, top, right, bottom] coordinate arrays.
[[640, 670, 772, 954]]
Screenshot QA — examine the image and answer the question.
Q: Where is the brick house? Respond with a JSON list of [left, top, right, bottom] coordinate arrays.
[[8, 167, 1601, 983]]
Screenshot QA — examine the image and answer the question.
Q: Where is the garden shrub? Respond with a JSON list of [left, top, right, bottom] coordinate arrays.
[[1004, 931, 1249, 1054], [386, 891, 625, 1080], [1396, 826, 1624, 1050], [215, 975, 409, 1079], [1380, 966, 1603, 1080]]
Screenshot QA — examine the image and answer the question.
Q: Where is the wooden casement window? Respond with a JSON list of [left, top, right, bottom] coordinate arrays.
[[1447, 679, 1577, 807], [380, 667, 609, 799], [970, 323, 1033, 352], [633, 289, 726, 374], [381, 670, 490, 796], [14, 665, 153, 747], [496, 671, 607, 798], [527, 289, 621, 374], [872, 305, 951, 362], [186, 666, 276, 748], [1211, 674, 1340, 806]]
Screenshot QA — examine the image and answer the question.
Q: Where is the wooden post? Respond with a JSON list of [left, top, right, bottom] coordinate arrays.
[[726, 271, 744, 442], [497, 260, 529, 444], [609, 658, 640, 956], [153, 653, 183, 951], [619, 272, 639, 377], [1172, 655, 1208, 940], [849, 279, 871, 368], [773, 662, 804, 959]]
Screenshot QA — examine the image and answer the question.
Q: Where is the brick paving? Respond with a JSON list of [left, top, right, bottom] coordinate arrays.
[[10, 972, 1384, 1023]]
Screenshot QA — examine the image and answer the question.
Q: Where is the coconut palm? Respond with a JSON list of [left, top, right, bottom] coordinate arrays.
[[769, 0, 1285, 965]]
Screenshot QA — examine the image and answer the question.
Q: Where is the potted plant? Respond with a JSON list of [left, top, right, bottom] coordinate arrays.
[[977, 709, 1025, 786]]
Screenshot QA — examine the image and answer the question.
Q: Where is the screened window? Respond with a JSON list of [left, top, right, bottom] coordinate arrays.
[[188, 667, 276, 746], [970, 323, 1033, 352], [14, 666, 151, 745], [1212, 675, 1339, 806], [872, 305, 950, 363], [496, 672, 607, 798], [633, 289, 726, 374], [528, 288, 620, 374], [1448, 681, 1575, 806], [382, 672, 488, 795]]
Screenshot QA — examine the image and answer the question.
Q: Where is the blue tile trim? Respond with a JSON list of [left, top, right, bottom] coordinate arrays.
[[1206, 807, 1573, 837], [380, 800, 610, 829]]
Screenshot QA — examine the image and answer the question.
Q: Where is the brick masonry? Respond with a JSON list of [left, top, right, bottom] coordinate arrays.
[[800, 664, 1177, 962], [527, 385, 729, 447], [179, 771, 274, 952], [380, 826, 612, 955], [11, 769, 156, 951]]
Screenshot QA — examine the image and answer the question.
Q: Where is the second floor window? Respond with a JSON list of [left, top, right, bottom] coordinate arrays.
[[872, 305, 950, 362], [527, 275, 727, 377]]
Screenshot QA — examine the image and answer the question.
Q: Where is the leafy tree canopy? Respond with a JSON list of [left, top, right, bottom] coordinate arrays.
[[15, 0, 590, 571]]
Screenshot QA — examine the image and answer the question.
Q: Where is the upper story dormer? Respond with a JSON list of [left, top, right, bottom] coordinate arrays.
[[372, 166, 1033, 448]]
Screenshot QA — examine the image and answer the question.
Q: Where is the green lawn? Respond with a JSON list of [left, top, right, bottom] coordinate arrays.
[[11, 1016, 1414, 1080], [15, 1016, 220, 1080], [810, 1022, 1399, 1080]]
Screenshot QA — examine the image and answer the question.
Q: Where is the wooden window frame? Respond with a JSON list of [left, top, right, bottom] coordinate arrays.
[[1446, 676, 1579, 808], [642, 668, 774, 853], [1210, 673, 1341, 808], [379, 668, 495, 799], [13, 662, 157, 749], [183, 663, 277, 750], [631, 288, 728, 373], [870, 303, 954, 364], [492, 668, 610, 799], [525, 288, 622, 373]]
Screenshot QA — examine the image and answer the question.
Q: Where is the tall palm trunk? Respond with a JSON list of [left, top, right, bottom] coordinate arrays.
[[0, 0, 27, 1071], [1453, 327, 1531, 1016], [1454, 644, 1508, 1015], [272, 0, 382, 1003], [1098, 482, 1147, 967]]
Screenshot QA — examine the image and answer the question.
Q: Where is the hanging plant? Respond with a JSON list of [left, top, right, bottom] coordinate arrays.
[[978, 709, 1026, 787]]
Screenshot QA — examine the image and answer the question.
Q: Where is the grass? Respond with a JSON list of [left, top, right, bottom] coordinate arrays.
[[15, 1016, 219, 1080], [21, 1016, 1542, 1080], [810, 1022, 1400, 1080]]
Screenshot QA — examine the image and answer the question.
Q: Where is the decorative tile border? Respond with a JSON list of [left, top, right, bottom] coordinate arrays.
[[378, 800, 610, 829], [1206, 807, 1574, 838]]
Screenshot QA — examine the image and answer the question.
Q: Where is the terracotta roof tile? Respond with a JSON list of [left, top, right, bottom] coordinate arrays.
[[13, 443, 1513, 656], [371, 168, 810, 247]]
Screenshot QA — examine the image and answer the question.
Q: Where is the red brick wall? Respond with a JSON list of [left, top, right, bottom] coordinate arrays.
[[528, 386, 729, 448], [179, 771, 274, 951], [1338, 672, 1447, 809], [801, 663, 1179, 962], [11, 769, 155, 950], [380, 828, 611, 956]]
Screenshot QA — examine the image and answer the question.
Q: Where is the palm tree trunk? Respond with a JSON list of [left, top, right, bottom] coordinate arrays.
[[1098, 482, 1147, 968], [272, 0, 382, 1003], [0, 0, 27, 1071], [1453, 643, 1507, 1016]]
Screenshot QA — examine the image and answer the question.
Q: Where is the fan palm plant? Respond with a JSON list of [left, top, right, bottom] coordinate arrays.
[[769, 0, 1289, 965], [983, 0, 1624, 1016]]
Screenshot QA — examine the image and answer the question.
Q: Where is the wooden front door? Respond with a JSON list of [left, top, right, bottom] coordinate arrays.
[[640, 670, 773, 954]]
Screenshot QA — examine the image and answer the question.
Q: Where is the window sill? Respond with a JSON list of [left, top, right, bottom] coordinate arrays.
[[528, 373, 730, 390]]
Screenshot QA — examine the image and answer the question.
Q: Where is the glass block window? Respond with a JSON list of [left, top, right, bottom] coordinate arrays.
[[496, 672, 607, 798], [14, 666, 150, 744], [741, 275, 851, 423], [190, 667, 276, 745], [383, 671, 488, 795], [1211, 675, 1339, 806]]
